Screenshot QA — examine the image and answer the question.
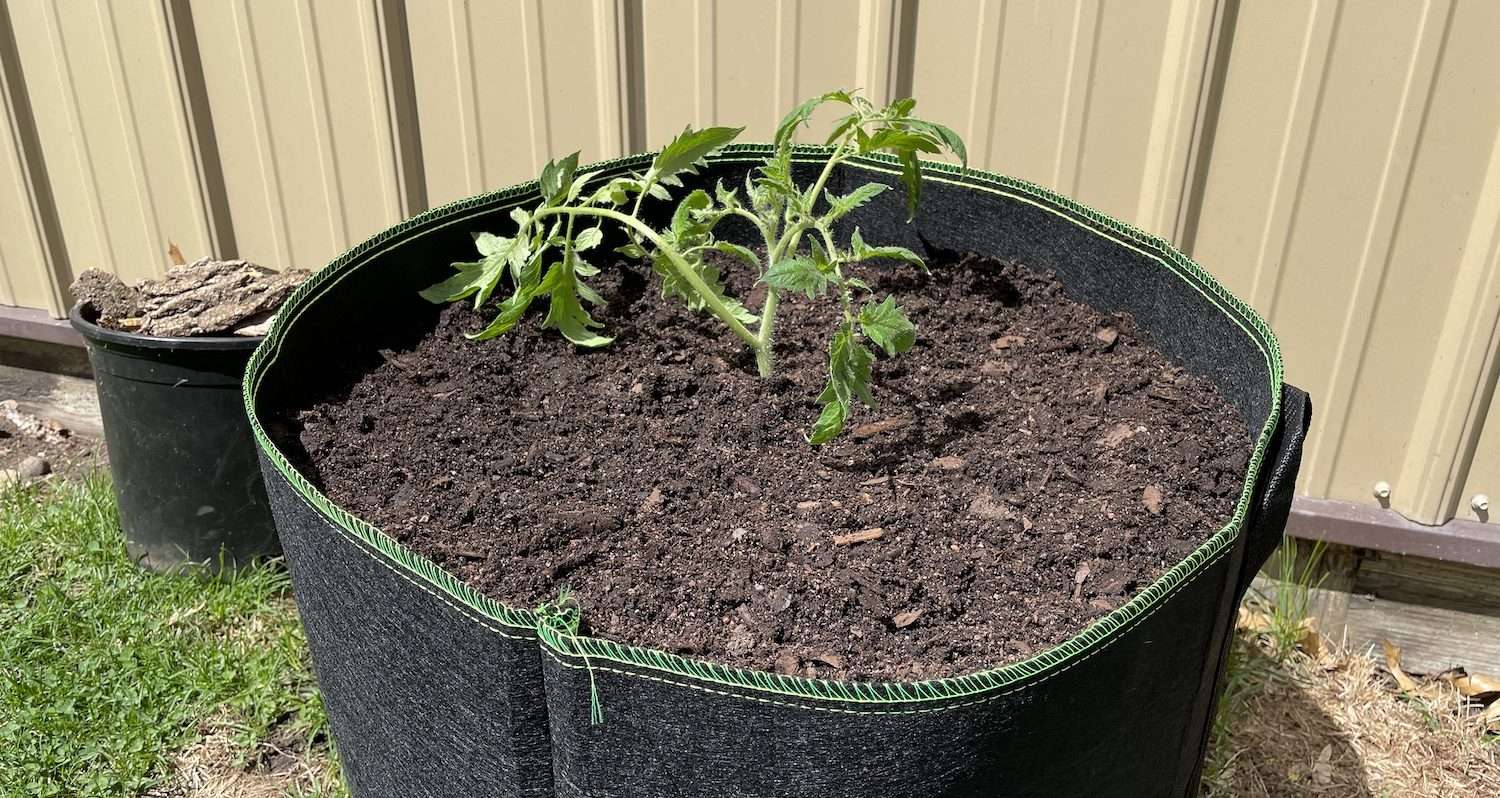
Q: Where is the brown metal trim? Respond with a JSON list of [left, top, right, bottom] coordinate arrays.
[[1289, 495, 1500, 570], [0, 305, 82, 348]]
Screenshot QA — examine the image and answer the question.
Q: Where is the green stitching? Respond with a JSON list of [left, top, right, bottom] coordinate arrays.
[[244, 144, 1284, 707]]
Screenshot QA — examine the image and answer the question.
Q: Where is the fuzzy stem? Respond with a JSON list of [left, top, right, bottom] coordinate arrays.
[[533, 205, 763, 353]]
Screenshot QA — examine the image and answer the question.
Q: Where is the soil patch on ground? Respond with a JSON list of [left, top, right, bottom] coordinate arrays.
[[274, 253, 1251, 680]]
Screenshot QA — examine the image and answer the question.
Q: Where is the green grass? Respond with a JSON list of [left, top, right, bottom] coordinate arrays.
[[0, 474, 337, 797]]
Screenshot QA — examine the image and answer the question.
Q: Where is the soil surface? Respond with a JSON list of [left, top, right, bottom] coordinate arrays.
[[72, 259, 309, 337], [274, 253, 1251, 681]]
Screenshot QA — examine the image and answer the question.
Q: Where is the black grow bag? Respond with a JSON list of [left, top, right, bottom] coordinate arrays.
[[72, 305, 279, 572], [246, 147, 1310, 798]]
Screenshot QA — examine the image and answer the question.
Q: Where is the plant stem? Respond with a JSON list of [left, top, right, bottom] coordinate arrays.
[[752, 145, 852, 375], [533, 205, 763, 354]]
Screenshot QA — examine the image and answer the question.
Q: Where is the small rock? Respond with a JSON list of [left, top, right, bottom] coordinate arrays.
[[860, 476, 890, 487], [809, 652, 846, 670], [850, 417, 911, 439], [1098, 423, 1135, 449], [774, 651, 801, 676], [730, 527, 749, 542], [1095, 326, 1119, 348], [1142, 485, 1165, 515], [979, 360, 1013, 377], [928, 455, 965, 471], [795, 500, 823, 512], [990, 334, 1027, 351], [17, 456, 50, 479], [967, 492, 1015, 521], [766, 587, 792, 613], [891, 608, 924, 629], [726, 625, 756, 656], [639, 487, 664, 514], [832, 527, 884, 546]]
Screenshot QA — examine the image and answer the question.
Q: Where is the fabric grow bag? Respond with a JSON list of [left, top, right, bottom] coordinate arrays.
[[246, 146, 1310, 798]]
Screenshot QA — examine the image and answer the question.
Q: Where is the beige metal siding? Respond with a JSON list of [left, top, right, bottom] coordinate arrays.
[[1190, 0, 1500, 524], [0, 0, 1496, 527]]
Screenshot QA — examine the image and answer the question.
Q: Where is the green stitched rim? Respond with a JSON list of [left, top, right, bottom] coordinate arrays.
[[245, 144, 1284, 707]]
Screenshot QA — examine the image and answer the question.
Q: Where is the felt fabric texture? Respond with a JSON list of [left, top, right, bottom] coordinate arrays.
[[250, 150, 1305, 798]]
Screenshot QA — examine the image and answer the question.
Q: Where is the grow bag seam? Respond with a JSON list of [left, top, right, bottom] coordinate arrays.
[[542, 542, 1231, 715], [245, 145, 1283, 703], [313, 507, 536, 642]]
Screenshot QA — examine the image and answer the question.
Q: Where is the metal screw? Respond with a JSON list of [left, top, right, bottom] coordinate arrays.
[[1474, 494, 1491, 513], [1373, 481, 1392, 501]]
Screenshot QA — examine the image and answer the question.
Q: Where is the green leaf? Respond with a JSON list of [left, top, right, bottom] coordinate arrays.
[[467, 288, 536, 341], [473, 232, 508, 256], [510, 207, 531, 228], [419, 260, 489, 304], [825, 112, 861, 146], [574, 227, 603, 251], [849, 227, 926, 270], [823, 183, 888, 222], [711, 241, 760, 270], [671, 189, 714, 240], [807, 324, 876, 444], [653, 251, 758, 325], [807, 400, 847, 445], [540, 261, 613, 347], [859, 296, 917, 356], [764, 257, 829, 298], [615, 242, 646, 260], [902, 118, 967, 166], [775, 90, 853, 146], [652, 126, 743, 180], [540, 152, 580, 202], [647, 182, 672, 201], [863, 128, 942, 156]]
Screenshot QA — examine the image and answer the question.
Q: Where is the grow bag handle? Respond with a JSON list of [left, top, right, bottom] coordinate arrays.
[[1236, 383, 1312, 596]]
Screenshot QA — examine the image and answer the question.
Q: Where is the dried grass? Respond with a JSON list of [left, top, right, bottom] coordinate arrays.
[[1206, 632, 1500, 797]]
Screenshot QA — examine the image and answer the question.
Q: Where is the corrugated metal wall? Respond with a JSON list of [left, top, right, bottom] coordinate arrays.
[[1, 0, 1496, 527]]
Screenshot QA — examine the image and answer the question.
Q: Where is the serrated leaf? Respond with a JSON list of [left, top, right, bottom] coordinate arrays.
[[849, 227, 926, 270], [654, 251, 758, 325], [764, 257, 830, 299], [714, 179, 740, 209], [902, 118, 967, 166], [568, 170, 600, 202], [540, 152, 580, 202], [539, 261, 612, 347], [652, 125, 743, 180], [671, 189, 713, 239], [419, 260, 489, 304], [510, 207, 530, 228], [825, 112, 860, 146], [859, 296, 916, 356], [615, 242, 646, 260], [807, 400, 847, 445], [863, 128, 943, 156], [473, 232, 508, 256], [807, 324, 876, 444], [574, 227, 603, 251], [823, 183, 888, 222], [572, 255, 600, 277], [889, 97, 916, 117], [647, 183, 672, 201], [712, 241, 760, 270], [775, 90, 854, 146], [467, 288, 536, 341]]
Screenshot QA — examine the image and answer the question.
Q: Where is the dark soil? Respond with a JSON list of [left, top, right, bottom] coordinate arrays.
[[274, 253, 1251, 681]]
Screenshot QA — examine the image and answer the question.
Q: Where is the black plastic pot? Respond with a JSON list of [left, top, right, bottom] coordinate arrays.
[[71, 305, 279, 572], [247, 146, 1310, 797]]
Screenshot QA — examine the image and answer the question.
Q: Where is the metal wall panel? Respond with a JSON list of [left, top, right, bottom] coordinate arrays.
[[908, 0, 1220, 235], [7, 0, 220, 288], [637, 0, 900, 145], [408, 0, 627, 207], [0, 2, 63, 313], [1190, 0, 1500, 524], [188, 0, 409, 272]]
